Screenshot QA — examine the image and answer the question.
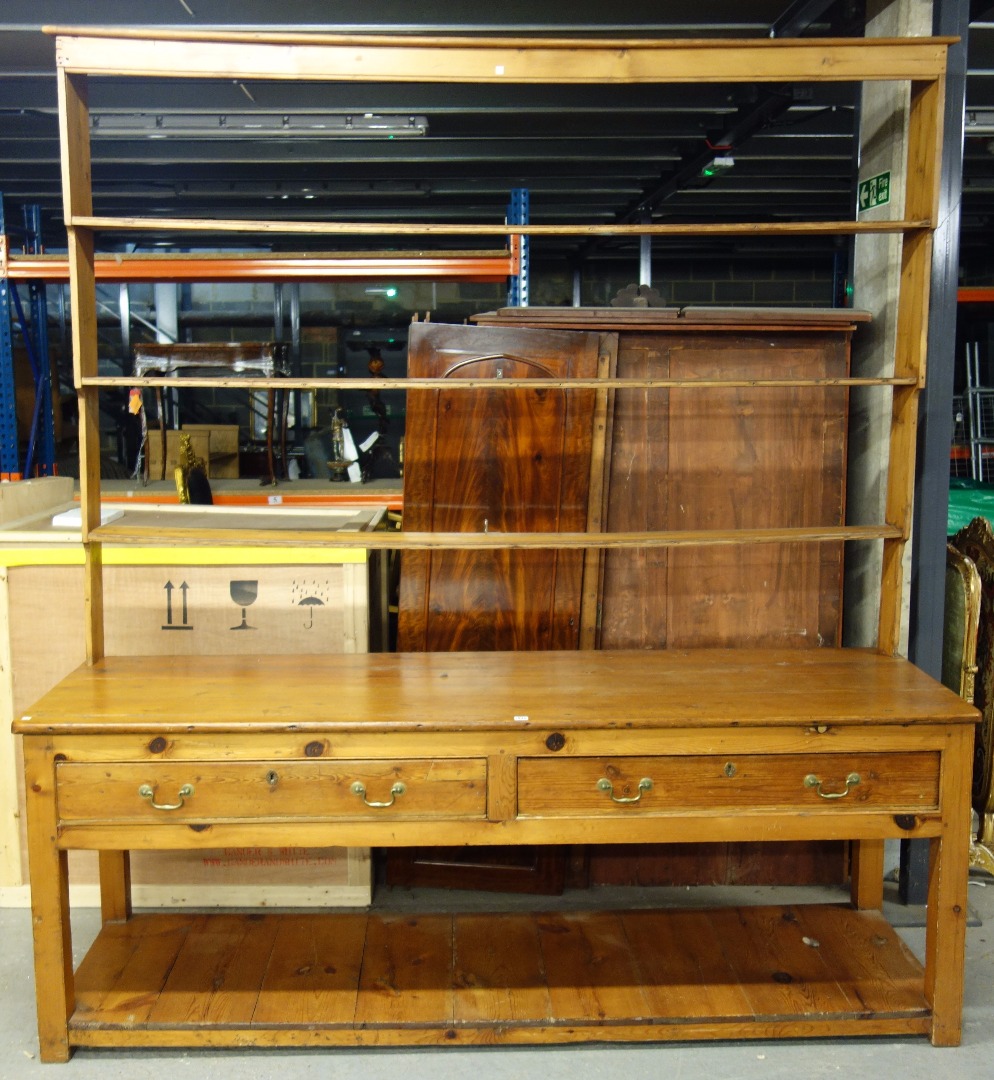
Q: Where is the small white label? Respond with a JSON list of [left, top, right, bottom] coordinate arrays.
[[495, 65, 505, 75], [513, 714, 529, 722], [267, 495, 283, 505]]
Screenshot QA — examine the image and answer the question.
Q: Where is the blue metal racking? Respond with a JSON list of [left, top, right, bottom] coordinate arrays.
[[0, 197, 58, 478], [507, 187, 529, 307]]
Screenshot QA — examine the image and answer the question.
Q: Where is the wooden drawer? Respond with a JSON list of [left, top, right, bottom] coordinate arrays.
[[517, 753, 940, 816], [56, 759, 486, 823]]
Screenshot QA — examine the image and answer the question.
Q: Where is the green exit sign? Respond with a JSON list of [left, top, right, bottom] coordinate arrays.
[[858, 171, 891, 212]]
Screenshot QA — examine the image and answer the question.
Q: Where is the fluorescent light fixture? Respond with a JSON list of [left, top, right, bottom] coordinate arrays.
[[90, 113, 429, 138], [966, 110, 994, 134]]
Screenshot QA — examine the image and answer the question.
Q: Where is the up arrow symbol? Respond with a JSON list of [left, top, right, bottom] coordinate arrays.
[[162, 579, 194, 630]]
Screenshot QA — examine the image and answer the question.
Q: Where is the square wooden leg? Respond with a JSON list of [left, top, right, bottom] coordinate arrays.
[[850, 839, 885, 909], [99, 850, 132, 924], [924, 727, 973, 1046], [23, 743, 74, 1062]]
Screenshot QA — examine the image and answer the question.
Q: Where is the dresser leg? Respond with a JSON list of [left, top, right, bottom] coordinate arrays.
[[23, 744, 74, 1062], [850, 839, 885, 908], [925, 727, 973, 1046], [99, 850, 132, 923]]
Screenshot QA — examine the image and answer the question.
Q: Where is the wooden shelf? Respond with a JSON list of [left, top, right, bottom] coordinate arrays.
[[67, 904, 931, 1048], [86, 522, 902, 550], [81, 374, 918, 391], [49, 27, 953, 82], [66, 214, 934, 237]]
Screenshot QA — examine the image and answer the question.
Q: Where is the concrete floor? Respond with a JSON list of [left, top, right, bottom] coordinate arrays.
[[2, 878, 993, 1080]]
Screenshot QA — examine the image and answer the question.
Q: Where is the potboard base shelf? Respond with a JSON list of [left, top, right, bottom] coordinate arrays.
[[68, 904, 931, 1050]]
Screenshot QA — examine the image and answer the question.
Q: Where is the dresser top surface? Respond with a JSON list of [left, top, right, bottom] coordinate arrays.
[[13, 648, 977, 736]]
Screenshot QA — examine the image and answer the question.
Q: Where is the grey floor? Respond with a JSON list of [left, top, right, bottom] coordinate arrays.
[[2, 878, 993, 1080]]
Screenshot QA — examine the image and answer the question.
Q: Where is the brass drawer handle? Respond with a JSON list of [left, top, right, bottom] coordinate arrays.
[[597, 777, 653, 804], [138, 783, 194, 811], [804, 772, 861, 799], [350, 780, 406, 808]]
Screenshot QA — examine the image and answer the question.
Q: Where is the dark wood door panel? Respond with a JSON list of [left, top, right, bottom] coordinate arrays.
[[398, 322, 603, 653], [393, 321, 607, 890]]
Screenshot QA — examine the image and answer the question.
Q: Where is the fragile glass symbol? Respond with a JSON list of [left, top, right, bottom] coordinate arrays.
[[230, 580, 258, 630]]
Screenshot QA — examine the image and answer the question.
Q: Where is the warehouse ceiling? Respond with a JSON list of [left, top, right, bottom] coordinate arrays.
[[0, 1, 992, 272]]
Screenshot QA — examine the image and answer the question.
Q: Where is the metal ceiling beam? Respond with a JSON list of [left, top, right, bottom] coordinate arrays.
[[1, 139, 686, 165], [576, 0, 854, 263], [0, 79, 811, 113], [770, 0, 846, 38], [578, 88, 798, 261]]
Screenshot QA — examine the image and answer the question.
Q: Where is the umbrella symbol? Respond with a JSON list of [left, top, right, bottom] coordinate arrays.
[[298, 595, 325, 628]]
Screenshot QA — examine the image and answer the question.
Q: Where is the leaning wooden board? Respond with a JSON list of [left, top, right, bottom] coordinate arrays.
[[448, 308, 865, 889]]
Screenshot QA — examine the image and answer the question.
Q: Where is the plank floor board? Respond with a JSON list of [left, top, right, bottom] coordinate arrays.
[[252, 914, 367, 1026], [453, 913, 553, 1023], [68, 904, 931, 1046], [621, 909, 755, 1020]]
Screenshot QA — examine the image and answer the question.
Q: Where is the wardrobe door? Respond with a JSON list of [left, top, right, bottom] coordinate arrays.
[[398, 321, 604, 653], [392, 321, 605, 894]]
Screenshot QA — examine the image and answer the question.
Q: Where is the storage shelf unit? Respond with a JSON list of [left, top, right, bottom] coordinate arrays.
[[13, 26, 972, 1061], [48, 28, 948, 665]]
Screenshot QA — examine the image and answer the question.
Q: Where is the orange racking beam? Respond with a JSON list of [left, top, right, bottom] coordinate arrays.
[[1, 249, 515, 284]]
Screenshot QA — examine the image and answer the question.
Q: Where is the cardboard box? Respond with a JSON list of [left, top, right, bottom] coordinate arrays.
[[0, 480, 382, 907], [182, 423, 240, 478], [147, 425, 240, 479]]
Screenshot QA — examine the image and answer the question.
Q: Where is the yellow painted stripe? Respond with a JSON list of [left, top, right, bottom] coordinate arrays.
[[0, 546, 367, 567]]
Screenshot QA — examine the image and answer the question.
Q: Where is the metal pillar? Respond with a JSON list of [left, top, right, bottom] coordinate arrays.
[[24, 205, 56, 475], [903, 0, 970, 906], [155, 282, 180, 431], [0, 197, 20, 478], [507, 188, 530, 307], [639, 209, 652, 287]]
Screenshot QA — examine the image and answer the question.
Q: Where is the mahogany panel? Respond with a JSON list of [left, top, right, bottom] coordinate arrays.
[[398, 321, 602, 652], [393, 321, 603, 889]]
